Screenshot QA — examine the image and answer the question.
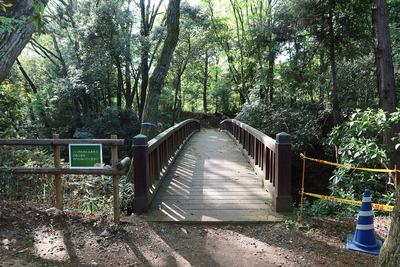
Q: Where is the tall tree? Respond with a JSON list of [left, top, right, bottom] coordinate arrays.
[[285, 0, 371, 125], [140, 0, 181, 139], [0, 0, 49, 83], [375, 0, 400, 263], [137, 0, 164, 118]]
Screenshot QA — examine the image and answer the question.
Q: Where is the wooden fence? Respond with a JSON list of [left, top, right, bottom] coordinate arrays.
[[220, 119, 292, 212], [0, 134, 125, 223], [132, 119, 200, 213]]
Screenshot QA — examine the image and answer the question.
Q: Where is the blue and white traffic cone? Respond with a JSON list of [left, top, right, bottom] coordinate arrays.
[[346, 189, 383, 255]]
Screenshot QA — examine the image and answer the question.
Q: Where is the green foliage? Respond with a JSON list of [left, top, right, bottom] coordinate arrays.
[[0, 146, 134, 215], [0, 82, 28, 138], [0, 147, 54, 201], [296, 197, 359, 218], [0, 1, 11, 12], [210, 78, 235, 114], [0, 16, 23, 35], [27, 3, 53, 35], [0, 2, 23, 35], [64, 174, 134, 215], [74, 107, 141, 160], [236, 97, 330, 154], [285, 220, 302, 230], [307, 109, 399, 216]]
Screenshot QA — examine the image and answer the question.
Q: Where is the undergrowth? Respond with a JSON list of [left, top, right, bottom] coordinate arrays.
[[0, 146, 134, 215]]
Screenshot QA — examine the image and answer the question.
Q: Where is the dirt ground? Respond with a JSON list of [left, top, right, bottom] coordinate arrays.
[[0, 199, 391, 267]]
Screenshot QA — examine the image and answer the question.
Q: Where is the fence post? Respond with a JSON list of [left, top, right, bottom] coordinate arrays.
[[53, 134, 63, 210], [132, 134, 150, 213], [275, 132, 292, 212], [111, 135, 120, 224]]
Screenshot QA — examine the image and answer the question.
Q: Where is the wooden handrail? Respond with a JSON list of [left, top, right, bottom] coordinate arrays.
[[0, 139, 124, 146], [132, 119, 200, 213], [220, 119, 292, 212], [0, 167, 125, 175]]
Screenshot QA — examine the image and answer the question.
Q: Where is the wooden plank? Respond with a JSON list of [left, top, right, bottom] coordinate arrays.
[[147, 129, 288, 222]]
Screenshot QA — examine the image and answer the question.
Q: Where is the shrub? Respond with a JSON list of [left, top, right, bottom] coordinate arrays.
[[74, 107, 141, 162], [236, 100, 330, 154], [0, 82, 27, 138], [313, 108, 399, 216]]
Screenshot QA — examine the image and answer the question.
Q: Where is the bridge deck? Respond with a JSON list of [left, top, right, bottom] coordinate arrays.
[[147, 129, 289, 222]]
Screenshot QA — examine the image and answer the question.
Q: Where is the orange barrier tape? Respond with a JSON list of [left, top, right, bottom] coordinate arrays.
[[302, 192, 394, 212], [300, 153, 396, 173]]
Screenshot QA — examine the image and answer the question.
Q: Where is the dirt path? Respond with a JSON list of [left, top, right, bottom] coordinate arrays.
[[0, 199, 388, 267]]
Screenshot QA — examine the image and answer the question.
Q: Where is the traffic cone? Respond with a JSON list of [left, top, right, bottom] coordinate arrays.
[[346, 189, 383, 255]]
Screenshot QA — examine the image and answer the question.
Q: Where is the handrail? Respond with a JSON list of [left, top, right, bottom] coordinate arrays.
[[132, 119, 200, 213], [0, 135, 125, 223], [220, 119, 292, 212]]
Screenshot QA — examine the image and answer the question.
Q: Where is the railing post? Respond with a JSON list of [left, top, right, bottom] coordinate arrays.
[[275, 132, 293, 212], [111, 135, 120, 224], [53, 134, 63, 210], [132, 134, 150, 213]]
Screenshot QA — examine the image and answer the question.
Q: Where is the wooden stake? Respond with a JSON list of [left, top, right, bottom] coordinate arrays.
[[299, 152, 306, 224], [111, 135, 120, 224], [53, 134, 63, 210]]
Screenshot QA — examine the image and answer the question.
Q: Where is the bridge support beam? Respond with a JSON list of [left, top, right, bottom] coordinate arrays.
[[132, 134, 150, 213]]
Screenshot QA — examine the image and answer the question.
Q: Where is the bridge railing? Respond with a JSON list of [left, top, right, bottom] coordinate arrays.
[[220, 119, 292, 212], [132, 119, 200, 213]]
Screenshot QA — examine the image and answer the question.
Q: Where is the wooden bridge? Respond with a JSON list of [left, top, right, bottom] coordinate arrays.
[[131, 119, 293, 222]]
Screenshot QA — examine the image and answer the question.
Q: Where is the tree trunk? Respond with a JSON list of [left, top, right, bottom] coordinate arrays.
[[140, 0, 180, 139], [0, 0, 49, 83], [374, 0, 400, 265], [377, 188, 400, 266], [203, 49, 209, 114], [172, 73, 181, 125], [138, 0, 164, 119], [328, 7, 340, 127], [372, 0, 400, 167]]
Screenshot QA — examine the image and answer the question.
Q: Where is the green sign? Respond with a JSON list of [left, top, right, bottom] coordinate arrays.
[[69, 144, 103, 168]]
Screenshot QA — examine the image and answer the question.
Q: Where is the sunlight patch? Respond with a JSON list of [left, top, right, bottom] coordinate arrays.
[[33, 226, 69, 262]]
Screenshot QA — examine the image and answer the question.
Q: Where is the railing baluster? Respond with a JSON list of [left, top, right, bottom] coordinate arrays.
[[132, 119, 200, 212], [220, 119, 292, 212]]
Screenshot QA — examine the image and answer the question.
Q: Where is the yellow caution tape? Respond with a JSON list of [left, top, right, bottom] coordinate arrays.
[[302, 192, 394, 212], [300, 153, 396, 173]]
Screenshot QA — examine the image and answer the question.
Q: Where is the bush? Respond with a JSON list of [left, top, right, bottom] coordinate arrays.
[[0, 82, 27, 138], [236, 100, 330, 154], [0, 146, 134, 215], [0, 147, 55, 201], [74, 107, 141, 162], [312, 108, 399, 216]]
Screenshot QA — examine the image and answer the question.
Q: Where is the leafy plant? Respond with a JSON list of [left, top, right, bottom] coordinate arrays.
[[74, 107, 141, 161], [0, 2, 24, 35], [27, 3, 54, 35], [285, 220, 302, 230], [236, 99, 330, 154], [306, 108, 400, 217], [0, 82, 28, 138]]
